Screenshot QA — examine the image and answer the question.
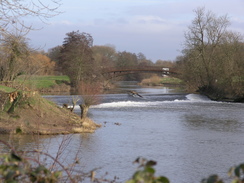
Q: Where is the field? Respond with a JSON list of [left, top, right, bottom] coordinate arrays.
[[0, 75, 70, 92], [17, 75, 70, 89]]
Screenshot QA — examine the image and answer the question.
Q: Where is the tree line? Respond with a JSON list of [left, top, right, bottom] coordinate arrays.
[[47, 30, 175, 90], [0, 0, 60, 83], [0, 2, 242, 101], [0, 34, 56, 82], [176, 7, 244, 101], [0, 31, 175, 88]]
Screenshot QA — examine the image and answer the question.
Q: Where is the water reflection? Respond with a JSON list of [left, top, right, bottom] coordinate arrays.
[[0, 134, 56, 153], [184, 114, 242, 132]]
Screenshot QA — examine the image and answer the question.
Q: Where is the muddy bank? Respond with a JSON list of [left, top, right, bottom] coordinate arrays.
[[0, 90, 100, 135]]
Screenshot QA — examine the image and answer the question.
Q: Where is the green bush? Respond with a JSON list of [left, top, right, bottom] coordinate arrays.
[[127, 157, 169, 183], [0, 151, 61, 183]]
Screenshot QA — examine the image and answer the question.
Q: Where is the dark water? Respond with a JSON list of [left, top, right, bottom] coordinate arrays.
[[0, 82, 244, 183]]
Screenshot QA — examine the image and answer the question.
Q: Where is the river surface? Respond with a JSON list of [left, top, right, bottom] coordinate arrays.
[[0, 82, 244, 183]]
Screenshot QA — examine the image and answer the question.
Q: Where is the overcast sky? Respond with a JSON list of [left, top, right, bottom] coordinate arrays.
[[27, 0, 244, 62]]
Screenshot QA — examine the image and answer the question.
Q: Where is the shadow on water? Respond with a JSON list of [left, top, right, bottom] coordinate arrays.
[[0, 134, 56, 153], [184, 114, 242, 132]]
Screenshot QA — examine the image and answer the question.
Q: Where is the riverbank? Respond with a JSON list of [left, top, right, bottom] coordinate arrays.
[[0, 75, 71, 94], [139, 75, 184, 87], [139, 75, 243, 102], [197, 86, 244, 103], [0, 90, 100, 135]]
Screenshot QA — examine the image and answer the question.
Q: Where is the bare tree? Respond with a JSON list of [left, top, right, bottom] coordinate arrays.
[[179, 7, 244, 100], [0, 0, 62, 34], [0, 33, 30, 81], [78, 81, 101, 120], [92, 45, 117, 71], [0, 0, 62, 83], [116, 51, 139, 81], [184, 7, 230, 87]]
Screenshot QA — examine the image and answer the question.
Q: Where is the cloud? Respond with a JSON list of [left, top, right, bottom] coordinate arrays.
[[132, 15, 166, 24], [26, 0, 244, 61], [58, 20, 74, 26]]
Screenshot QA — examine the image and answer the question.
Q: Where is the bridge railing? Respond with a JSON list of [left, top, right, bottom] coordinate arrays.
[[102, 66, 178, 74]]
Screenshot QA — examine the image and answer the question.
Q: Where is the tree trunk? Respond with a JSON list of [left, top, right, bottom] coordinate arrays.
[[79, 104, 89, 119]]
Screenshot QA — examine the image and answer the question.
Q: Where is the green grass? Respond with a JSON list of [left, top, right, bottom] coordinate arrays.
[[0, 75, 70, 91], [18, 75, 70, 89], [0, 85, 16, 92], [160, 77, 184, 85]]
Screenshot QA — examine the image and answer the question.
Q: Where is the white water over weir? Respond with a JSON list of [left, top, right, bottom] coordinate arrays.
[[91, 93, 213, 109]]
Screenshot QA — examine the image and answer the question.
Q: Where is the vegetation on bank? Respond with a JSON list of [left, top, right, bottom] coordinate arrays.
[[0, 75, 71, 93], [139, 75, 184, 86], [0, 85, 16, 93], [16, 75, 70, 90], [176, 7, 244, 102], [0, 89, 100, 135]]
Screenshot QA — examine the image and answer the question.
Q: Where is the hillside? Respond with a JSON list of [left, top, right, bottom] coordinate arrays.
[[0, 90, 100, 134]]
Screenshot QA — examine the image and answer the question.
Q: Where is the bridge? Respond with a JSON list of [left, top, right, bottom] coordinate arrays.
[[101, 66, 178, 79]]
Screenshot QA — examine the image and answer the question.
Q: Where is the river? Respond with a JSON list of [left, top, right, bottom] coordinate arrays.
[[0, 82, 244, 183]]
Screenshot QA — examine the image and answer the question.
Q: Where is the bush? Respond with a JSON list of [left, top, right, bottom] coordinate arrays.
[[127, 157, 169, 183], [0, 140, 62, 183]]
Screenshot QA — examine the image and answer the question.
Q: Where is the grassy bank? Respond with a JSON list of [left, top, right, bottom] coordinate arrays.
[[0, 85, 16, 93], [160, 76, 184, 85], [16, 75, 70, 89], [139, 75, 184, 86], [0, 75, 71, 93], [0, 89, 100, 134], [0, 75, 101, 134]]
